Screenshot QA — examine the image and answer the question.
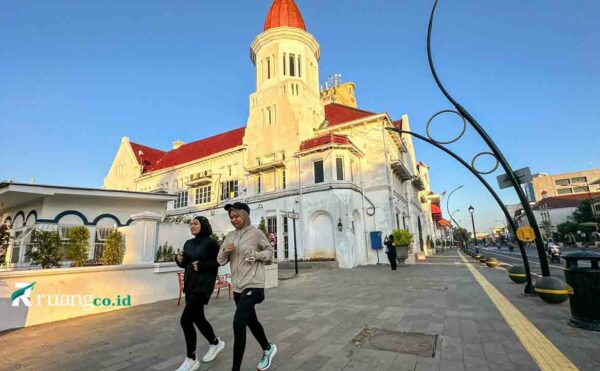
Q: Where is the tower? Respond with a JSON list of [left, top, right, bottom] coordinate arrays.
[[244, 0, 324, 165]]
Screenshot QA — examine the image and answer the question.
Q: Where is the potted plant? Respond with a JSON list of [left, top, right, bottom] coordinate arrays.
[[392, 229, 413, 264]]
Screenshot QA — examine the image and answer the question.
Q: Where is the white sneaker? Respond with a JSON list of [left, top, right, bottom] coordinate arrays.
[[202, 338, 225, 363], [175, 357, 200, 371]]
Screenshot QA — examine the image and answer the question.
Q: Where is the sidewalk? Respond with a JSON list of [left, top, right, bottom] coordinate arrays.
[[0, 249, 592, 370]]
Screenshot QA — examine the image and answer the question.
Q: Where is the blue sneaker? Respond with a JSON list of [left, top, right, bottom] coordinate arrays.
[[257, 343, 277, 370]]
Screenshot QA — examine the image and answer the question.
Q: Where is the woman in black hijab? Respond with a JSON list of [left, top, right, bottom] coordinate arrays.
[[175, 216, 225, 371]]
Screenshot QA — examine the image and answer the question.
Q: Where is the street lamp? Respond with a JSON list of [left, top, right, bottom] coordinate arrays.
[[337, 217, 343, 232], [468, 205, 478, 254]]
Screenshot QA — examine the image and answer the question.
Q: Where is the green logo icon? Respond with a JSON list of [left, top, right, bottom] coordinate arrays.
[[11, 282, 36, 307]]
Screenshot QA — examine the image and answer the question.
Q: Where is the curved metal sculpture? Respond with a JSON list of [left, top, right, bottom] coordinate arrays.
[[387, 127, 534, 294], [426, 0, 550, 276]]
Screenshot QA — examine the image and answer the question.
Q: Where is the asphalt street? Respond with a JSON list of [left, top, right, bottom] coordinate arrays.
[[467, 244, 600, 279]]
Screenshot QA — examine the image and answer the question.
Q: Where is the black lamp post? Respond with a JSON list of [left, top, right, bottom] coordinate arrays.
[[337, 217, 343, 232], [468, 205, 478, 254]]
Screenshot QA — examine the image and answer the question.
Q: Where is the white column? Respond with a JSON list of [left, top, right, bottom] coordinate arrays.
[[121, 211, 162, 264]]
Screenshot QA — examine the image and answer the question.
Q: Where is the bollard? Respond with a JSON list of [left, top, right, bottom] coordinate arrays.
[[508, 266, 527, 284], [534, 276, 571, 304]]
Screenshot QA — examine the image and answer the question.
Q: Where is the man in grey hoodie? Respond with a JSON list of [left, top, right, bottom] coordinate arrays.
[[217, 202, 277, 371]]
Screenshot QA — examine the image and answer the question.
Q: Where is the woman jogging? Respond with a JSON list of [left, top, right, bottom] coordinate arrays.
[[384, 234, 397, 270], [175, 216, 225, 371], [217, 202, 277, 371]]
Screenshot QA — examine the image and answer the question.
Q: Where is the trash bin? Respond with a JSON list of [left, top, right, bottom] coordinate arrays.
[[562, 250, 600, 332]]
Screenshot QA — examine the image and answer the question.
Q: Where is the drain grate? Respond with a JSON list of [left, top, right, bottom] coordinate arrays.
[[351, 328, 438, 357]]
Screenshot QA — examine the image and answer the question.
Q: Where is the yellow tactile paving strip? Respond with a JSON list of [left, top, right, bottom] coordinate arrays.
[[458, 251, 579, 371]]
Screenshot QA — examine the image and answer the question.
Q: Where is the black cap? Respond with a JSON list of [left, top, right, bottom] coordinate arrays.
[[224, 202, 250, 214]]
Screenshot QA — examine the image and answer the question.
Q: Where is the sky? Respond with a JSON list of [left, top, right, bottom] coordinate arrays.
[[1, 0, 598, 233]]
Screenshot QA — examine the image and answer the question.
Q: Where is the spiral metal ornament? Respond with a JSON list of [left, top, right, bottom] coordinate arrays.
[[471, 152, 500, 175], [425, 110, 467, 144]]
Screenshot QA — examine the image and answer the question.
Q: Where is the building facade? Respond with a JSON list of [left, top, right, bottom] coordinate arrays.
[[103, 0, 437, 267], [525, 169, 600, 203]]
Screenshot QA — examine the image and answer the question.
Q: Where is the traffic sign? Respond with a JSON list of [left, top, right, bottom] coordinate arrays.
[[286, 212, 299, 219], [496, 167, 532, 190], [516, 226, 536, 242]]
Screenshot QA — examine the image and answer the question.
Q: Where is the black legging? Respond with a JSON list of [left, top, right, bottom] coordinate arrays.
[[232, 288, 270, 371], [180, 295, 218, 359], [387, 250, 397, 270]]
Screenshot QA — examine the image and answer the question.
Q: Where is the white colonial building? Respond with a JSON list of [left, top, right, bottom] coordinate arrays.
[[103, 0, 438, 267]]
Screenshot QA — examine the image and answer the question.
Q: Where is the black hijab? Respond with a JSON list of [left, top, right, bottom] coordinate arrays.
[[193, 215, 213, 239]]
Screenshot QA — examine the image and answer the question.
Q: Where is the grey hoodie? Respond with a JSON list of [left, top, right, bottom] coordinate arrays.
[[217, 225, 274, 292]]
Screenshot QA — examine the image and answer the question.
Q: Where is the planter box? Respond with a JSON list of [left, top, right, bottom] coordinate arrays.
[[265, 264, 278, 289]]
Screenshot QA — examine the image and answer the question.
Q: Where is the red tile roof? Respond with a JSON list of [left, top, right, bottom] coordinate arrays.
[[533, 192, 600, 210], [300, 133, 352, 151], [264, 0, 306, 32], [129, 142, 166, 171], [324, 103, 376, 127], [131, 127, 246, 173]]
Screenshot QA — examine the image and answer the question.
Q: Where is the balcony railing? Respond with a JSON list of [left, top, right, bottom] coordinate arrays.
[[390, 160, 413, 181]]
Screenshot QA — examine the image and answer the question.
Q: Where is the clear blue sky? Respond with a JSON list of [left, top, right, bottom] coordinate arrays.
[[1, 0, 598, 232]]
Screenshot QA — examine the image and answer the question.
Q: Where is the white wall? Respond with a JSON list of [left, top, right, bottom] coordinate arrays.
[[0, 263, 182, 332]]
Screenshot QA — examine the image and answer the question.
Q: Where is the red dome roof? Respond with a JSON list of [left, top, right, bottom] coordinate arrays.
[[264, 0, 306, 32]]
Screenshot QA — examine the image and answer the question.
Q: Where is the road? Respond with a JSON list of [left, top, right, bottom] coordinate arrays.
[[465, 244, 600, 278]]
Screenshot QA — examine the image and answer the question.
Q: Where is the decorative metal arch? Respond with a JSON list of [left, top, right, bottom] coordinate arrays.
[[422, 0, 550, 276]]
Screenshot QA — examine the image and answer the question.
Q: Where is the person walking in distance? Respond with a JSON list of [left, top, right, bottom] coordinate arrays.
[[217, 202, 277, 371], [175, 216, 225, 371], [384, 234, 397, 270]]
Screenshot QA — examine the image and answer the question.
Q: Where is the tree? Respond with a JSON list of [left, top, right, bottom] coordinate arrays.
[[101, 229, 124, 265], [570, 200, 600, 224], [452, 227, 469, 244], [0, 223, 11, 265], [27, 230, 62, 268], [258, 217, 268, 237], [66, 226, 90, 267]]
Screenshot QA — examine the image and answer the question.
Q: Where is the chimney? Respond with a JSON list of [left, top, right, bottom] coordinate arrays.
[[172, 140, 185, 150]]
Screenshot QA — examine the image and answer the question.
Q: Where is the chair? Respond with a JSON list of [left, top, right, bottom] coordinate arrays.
[[214, 274, 232, 300], [177, 271, 184, 306]]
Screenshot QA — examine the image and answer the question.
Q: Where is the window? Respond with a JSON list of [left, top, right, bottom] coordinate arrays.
[[283, 53, 287, 75], [557, 188, 573, 195], [594, 204, 600, 213], [195, 185, 212, 205], [314, 160, 324, 183], [220, 180, 239, 200], [175, 191, 189, 209], [267, 107, 272, 125], [298, 55, 302, 77], [262, 171, 275, 192], [336, 157, 344, 181], [282, 168, 286, 190], [289, 54, 296, 76], [257, 174, 262, 194], [283, 217, 289, 259], [571, 176, 587, 183], [267, 217, 277, 260], [267, 58, 271, 79], [350, 159, 355, 181], [573, 186, 589, 193], [555, 179, 570, 186]]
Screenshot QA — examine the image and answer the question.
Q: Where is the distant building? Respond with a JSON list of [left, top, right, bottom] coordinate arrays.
[[515, 192, 600, 239], [525, 169, 600, 203]]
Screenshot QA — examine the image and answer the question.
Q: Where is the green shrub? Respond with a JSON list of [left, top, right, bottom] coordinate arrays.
[[0, 223, 10, 265], [27, 230, 62, 268], [66, 226, 90, 267], [101, 229, 124, 265], [392, 229, 413, 247]]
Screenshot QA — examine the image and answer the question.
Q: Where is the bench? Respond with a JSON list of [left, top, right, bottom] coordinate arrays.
[[177, 272, 232, 306]]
